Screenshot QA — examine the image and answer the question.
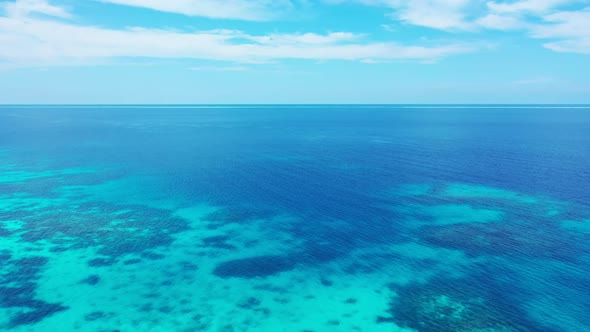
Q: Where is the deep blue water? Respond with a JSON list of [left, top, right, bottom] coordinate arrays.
[[1, 105, 589, 331]]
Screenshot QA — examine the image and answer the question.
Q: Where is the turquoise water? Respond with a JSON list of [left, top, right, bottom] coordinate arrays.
[[1, 105, 590, 331]]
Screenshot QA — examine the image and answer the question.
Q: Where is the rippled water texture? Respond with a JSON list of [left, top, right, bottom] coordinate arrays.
[[1, 105, 589, 331]]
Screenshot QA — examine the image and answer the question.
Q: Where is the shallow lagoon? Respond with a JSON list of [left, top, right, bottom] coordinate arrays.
[[1, 105, 590, 331]]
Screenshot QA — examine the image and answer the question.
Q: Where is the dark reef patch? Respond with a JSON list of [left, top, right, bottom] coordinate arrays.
[[139, 303, 153, 312], [381, 272, 555, 332], [0, 163, 195, 327], [202, 235, 238, 250], [10, 303, 68, 326], [15, 201, 189, 264], [85, 311, 107, 321], [123, 258, 142, 265], [49, 246, 70, 253], [80, 275, 101, 286], [88, 258, 115, 267], [141, 252, 166, 260], [320, 277, 333, 287], [238, 297, 261, 310], [418, 219, 582, 261], [0, 251, 11, 261], [213, 255, 296, 278], [285, 213, 407, 269], [0, 255, 68, 327], [0, 227, 12, 237], [159, 305, 174, 313]]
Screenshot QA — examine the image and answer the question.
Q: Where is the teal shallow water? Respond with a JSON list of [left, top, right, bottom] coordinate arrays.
[[1, 106, 590, 331]]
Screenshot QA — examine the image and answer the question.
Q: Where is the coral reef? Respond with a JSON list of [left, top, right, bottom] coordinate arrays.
[[381, 275, 552, 332]]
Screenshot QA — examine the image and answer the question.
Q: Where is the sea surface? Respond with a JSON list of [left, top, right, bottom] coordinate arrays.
[[1, 105, 590, 331]]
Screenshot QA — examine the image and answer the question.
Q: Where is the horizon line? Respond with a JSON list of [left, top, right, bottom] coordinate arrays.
[[2, 104, 590, 107]]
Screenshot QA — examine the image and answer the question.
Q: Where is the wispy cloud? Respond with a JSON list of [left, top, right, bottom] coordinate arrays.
[[486, 0, 574, 14], [482, 1, 590, 54], [334, 0, 590, 54], [98, 0, 294, 21], [475, 14, 526, 31], [512, 77, 558, 85], [390, 0, 473, 31], [188, 66, 249, 71], [327, 0, 474, 31], [3, 0, 72, 18], [533, 7, 590, 54], [0, 0, 476, 68]]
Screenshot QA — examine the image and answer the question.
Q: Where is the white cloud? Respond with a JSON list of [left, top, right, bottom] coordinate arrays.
[[330, 0, 474, 30], [479, 0, 579, 31], [475, 14, 525, 30], [543, 38, 590, 53], [98, 0, 294, 21], [2, 0, 72, 18], [534, 7, 590, 54], [333, 0, 590, 54], [479, 2, 590, 54], [336, 0, 584, 31], [532, 7, 590, 39], [392, 0, 473, 30], [480, 1, 590, 54], [250, 32, 362, 45], [0, 0, 476, 68], [486, 0, 574, 14]]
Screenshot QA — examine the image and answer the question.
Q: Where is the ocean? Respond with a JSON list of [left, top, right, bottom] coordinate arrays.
[[1, 105, 589, 331]]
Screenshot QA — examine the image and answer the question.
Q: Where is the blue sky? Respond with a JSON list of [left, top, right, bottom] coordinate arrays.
[[0, 0, 589, 103]]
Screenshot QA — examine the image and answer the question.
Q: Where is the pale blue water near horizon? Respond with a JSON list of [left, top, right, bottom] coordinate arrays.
[[1, 105, 590, 331]]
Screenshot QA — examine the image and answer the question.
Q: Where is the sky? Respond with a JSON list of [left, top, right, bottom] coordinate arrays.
[[0, 0, 589, 104]]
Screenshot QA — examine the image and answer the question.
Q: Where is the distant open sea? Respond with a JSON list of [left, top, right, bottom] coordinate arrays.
[[1, 105, 590, 331]]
